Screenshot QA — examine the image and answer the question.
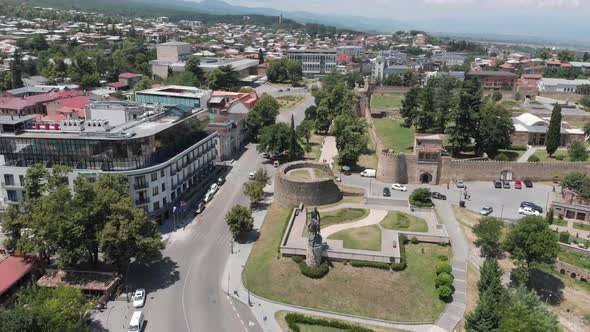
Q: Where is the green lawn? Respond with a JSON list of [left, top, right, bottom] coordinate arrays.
[[554, 218, 568, 227], [530, 150, 568, 162], [328, 225, 382, 251], [373, 118, 415, 153], [371, 94, 404, 109], [497, 149, 526, 161], [380, 211, 428, 232], [305, 134, 324, 161], [274, 311, 406, 332], [313, 168, 331, 179], [559, 250, 590, 270], [573, 222, 590, 231], [245, 211, 449, 322], [304, 208, 369, 236], [288, 169, 311, 180], [277, 95, 304, 110]]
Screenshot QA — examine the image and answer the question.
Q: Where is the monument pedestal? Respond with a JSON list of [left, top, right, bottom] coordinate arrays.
[[306, 243, 323, 267]]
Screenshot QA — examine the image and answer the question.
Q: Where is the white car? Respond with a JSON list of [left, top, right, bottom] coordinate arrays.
[[480, 206, 493, 216], [391, 183, 407, 192], [204, 192, 213, 203], [456, 180, 465, 188], [132, 289, 146, 308], [519, 206, 540, 216], [249, 171, 256, 180], [208, 183, 219, 195]]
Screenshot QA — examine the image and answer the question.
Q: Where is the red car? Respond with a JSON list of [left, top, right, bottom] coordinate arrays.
[[514, 179, 522, 189]]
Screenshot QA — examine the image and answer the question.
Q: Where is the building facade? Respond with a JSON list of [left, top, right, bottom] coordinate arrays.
[[538, 78, 590, 93], [0, 102, 217, 223], [336, 45, 366, 58], [135, 85, 212, 109], [511, 113, 585, 147], [287, 49, 337, 76], [466, 71, 519, 91], [371, 51, 410, 80]]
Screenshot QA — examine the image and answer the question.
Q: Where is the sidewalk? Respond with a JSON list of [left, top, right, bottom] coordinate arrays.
[[221, 185, 435, 332], [319, 136, 338, 168]]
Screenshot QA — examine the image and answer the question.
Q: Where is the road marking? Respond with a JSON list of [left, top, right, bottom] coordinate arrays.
[[181, 256, 196, 332]]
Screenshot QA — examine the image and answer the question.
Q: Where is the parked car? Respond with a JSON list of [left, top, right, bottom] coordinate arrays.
[[432, 192, 447, 200], [128, 311, 144, 332], [456, 180, 465, 188], [262, 152, 270, 159], [208, 183, 219, 195], [520, 201, 543, 213], [360, 169, 377, 177], [194, 202, 205, 215], [204, 192, 213, 203], [502, 181, 510, 189], [480, 206, 494, 216], [217, 176, 225, 185], [391, 183, 407, 192], [514, 179, 522, 189], [383, 187, 391, 197], [494, 180, 502, 189], [524, 179, 533, 188], [519, 206, 541, 216], [249, 171, 256, 180], [132, 289, 146, 308]]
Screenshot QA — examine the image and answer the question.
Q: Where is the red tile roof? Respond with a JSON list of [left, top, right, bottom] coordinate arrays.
[[0, 256, 36, 295], [55, 96, 90, 109], [107, 81, 128, 89], [118, 72, 142, 79], [0, 90, 83, 111]]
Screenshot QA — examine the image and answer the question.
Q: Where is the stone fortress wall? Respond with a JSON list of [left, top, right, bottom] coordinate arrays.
[[362, 83, 590, 184], [274, 161, 343, 207]]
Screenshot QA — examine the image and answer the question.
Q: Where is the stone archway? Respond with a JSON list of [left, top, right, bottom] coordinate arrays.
[[420, 172, 433, 184]]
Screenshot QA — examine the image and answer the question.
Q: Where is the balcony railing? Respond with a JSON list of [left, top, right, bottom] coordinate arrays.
[[1, 181, 23, 189], [135, 197, 150, 205], [133, 182, 149, 190]]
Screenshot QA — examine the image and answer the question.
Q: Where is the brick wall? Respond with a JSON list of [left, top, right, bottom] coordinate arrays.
[[274, 161, 343, 207]]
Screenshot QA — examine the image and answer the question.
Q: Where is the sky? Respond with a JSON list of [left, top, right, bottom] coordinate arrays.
[[222, 0, 589, 19]]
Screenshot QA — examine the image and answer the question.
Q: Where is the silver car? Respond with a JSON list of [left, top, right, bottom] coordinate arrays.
[[479, 206, 493, 216]]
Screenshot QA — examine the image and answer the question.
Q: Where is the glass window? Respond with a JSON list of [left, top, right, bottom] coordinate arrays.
[[163, 197, 167, 206], [152, 186, 159, 196], [153, 201, 160, 210], [160, 169, 165, 177], [161, 183, 166, 191], [151, 172, 158, 181]]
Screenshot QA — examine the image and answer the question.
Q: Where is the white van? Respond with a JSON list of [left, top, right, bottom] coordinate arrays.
[[360, 169, 376, 178], [128, 311, 144, 332]]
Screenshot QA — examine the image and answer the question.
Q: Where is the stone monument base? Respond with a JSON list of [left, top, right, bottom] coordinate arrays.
[[306, 244, 323, 267]]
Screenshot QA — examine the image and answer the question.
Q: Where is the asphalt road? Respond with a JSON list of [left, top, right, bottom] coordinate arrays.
[[106, 146, 266, 332]]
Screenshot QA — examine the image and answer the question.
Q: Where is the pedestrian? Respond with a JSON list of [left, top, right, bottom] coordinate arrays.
[[553, 186, 556, 192]]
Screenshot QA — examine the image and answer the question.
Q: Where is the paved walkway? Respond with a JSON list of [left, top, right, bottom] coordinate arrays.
[[518, 146, 536, 162], [433, 203, 468, 332], [320, 209, 388, 238], [319, 136, 338, 168]]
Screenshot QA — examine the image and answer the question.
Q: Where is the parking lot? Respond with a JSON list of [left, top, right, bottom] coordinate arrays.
[[339, 174, 556, 221]]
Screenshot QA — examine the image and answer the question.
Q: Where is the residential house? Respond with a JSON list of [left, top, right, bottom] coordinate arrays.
[[207, 114, 247, 161], [511, 113, 584, 147], [118, 72, 142, 89], [538, 78, 590, 93], [466, 71, 518, 90]]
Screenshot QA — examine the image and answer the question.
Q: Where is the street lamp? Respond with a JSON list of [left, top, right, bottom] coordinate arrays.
[[172, 206, 177, 230], [242, 265, 251, 306]]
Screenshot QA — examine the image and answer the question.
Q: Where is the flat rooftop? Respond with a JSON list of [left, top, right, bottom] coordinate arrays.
[[136, 85, 211, 98], [0, 114, 37, 125], [288, 48, 337, 54]]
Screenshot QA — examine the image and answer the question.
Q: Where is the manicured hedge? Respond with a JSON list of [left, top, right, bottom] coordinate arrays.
[[436, 261, 452, 275], [350, 235, 408, 271], [435, 256, 454, 300], [292, 255, 304, 263], [285, 313, 374, 332], [299, 260, 330, 278], [509, 145, 528, 151], [559, 232, 570, 244]]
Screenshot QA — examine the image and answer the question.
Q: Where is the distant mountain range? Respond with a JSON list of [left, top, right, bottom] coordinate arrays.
[[165, 0, 590, 48]]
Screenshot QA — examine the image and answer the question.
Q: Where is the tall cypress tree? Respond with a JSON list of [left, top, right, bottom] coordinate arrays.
[[546, 103, 562, 157], [258, 49, 264, 64], [288, 114, 302, 161], [10, 49, 23, 89], [466, 258, 507, 332]]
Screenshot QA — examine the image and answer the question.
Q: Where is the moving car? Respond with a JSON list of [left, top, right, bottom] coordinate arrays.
[[456, 180, 465, 188], [519, 206, 541, 216], [520, 201, 543, 213], [383, 187, 391, 197], [194, 202, 205, 215], [432, 192, 447, 200], [502, 181, 510, 189], [132, 289, 146, 308], [391, 183, 407, 192], [514, 179, 522, 189], [494, 180, 502, 189], [128, 311, 144, 332], [480, 206, 494, 216], [360, 169, 377, 177], [524, 179, 533, 188], [249, 171, 256, 179]]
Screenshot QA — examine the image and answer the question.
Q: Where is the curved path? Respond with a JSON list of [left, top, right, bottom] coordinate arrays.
[[320, 209, 387, 238]]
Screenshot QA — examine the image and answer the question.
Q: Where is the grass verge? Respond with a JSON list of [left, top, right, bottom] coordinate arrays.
[[304, 208, 369, 236], [277, 95, 305, 110], [328, 225, 382, 251], [373, 118, 415, 153], [371, 94, 404, 109], [380, 211, 428, 232], [274, 311, 406, 332]]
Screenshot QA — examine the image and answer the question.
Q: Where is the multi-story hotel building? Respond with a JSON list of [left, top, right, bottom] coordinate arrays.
[[287, 48, 337, 76]]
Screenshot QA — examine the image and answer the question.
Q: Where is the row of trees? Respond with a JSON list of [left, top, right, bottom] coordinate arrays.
[[267, 59, 303, 84], [401, 76, 515, 158], [0, 165, 164, 273], [380, 70, 419, 87]]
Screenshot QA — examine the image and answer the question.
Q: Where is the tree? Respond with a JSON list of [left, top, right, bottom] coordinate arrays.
[[267, 59, 302, 83], [545, 104, 562, 157], [561, 172, 590, 199], [477, 102, 514, 159], [30, 34, 49, 52], [492, 90, 503, 102], [504, 216, 559, 283], [206, 65, 236, 90], [296, 119, 314, 145], [498, 287, 562, 332], [546, 208, 554, 225], [304, 105, 317, 120], [473, 217, 504, 258], [288, 115, 303, 161], [246, 94, 280, 139], [557, 49, 576, 62], [409, 188, 432, 207], [0, 305, 36, 332], [582, 96, 590, 108], [448, 78, 482, 156], [0, 206, 23, 252], [258, 123, 290, 155], [243, 181, 264, 204], [466, 288, 502, 332], [584, 52, 590, 62], [400, 86, 421, 128], [10, 49, 24, 89], [314, 101, 332, 134], [332, 112, 367, 166], [258, 48, 264, 64], [568, 141, 588, 161], [185, 56, 203, 81], [466, 258, 506, 332], [226, 205, 254, 239]]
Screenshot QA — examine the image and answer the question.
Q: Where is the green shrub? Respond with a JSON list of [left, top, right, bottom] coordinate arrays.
[[299, 260, 330, 278], [528, 154, 540, 162], [555, 154, 565, 161], [437, 284, 453, 300], [509, 145, 528, 151], [435, 272, 454, 288], [292, 255, 304, 263], [409, 188, 433, 208], [559, 232, 570, 244], [284, 313, 374, 332], [436, 261, 452, 275], [410, 236, 419, 244], [438, 255, 449, 261], [350, 260, 391, 270], [399, 234, 409, 245], [495, 153, 509, 161]]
